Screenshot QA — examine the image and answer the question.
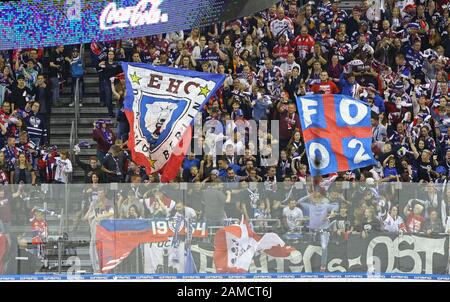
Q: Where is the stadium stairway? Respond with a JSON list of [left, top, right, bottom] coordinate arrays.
[[50, 68, 114, 183]]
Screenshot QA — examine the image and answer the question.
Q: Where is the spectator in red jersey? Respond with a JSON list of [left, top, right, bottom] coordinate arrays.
[[152, 33, 170, 54], [311, 71, 340, 94], [272, 34, 293, 65], [290, 25, 315, 63], [403, 202, 426, 234]]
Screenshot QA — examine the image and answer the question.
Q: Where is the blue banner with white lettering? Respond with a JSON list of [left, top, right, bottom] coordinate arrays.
[[296, 94, 376, 176]]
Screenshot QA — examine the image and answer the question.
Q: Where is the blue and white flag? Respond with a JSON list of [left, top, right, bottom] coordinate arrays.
[[122, 63, 225, 181]]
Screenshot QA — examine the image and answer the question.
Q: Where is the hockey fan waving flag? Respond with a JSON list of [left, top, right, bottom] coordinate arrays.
[[296, 94, 376, 176], [122, 63, 225, 182]]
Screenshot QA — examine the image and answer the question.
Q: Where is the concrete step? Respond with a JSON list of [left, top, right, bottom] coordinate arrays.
[[341, 1, 359, 10], [83, 76, 99, 84], [62, 86, 99, 94], [64, 79, 98, 87], [51, 128, 94, 135], [59, 96, 100, 104], [50, 117, 114, 126], [85, 67, 97, 74], [51, 138, 95, 146], [75, 148, 97, 156], [52, 136, 94, 143], [51, 107, 109, 114]]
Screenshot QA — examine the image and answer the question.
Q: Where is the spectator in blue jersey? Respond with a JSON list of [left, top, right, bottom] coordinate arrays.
[[393, 53, 411, 79], [405, 39, 425, 76], [339, 72, 359, 98], [217, 156, 240, 179], [382, 155, 399, 182], [364, 83, 385, 114], [24, 101, 46, 147], [251, 88, 272, 121], [182, 152, 200, 177]]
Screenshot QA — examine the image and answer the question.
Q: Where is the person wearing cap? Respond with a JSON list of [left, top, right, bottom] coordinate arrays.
[[314, 23, 333, 55], [204, 169, 221, 183], [410, 144, 438, 182]]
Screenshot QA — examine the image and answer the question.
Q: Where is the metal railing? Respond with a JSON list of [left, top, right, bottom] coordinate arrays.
[[68, 121, 75, 182]]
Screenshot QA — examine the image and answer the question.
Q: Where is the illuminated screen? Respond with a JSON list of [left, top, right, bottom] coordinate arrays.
[[0, 0, 277, 50]]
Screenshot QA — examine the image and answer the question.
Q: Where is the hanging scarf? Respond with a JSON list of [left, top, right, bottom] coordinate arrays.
[[286, 113, 296, 130], [102, 128, 113, 145], [4, 145, 17, 164]]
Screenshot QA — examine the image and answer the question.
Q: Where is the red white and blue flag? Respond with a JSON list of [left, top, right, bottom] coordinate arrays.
[[213, 221, 298, 273], [96, 219, 207, 273], [296, 94, 376, 176], [121, 63, 225, 182]]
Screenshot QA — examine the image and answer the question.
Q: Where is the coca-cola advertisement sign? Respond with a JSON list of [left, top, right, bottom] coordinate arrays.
[[99, 0, 169, 31]]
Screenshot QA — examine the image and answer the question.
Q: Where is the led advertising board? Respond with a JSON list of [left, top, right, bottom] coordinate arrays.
[[0, 0, 278, 50]]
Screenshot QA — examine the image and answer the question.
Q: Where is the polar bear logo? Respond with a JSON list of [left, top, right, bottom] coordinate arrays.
[[144, 102, 178, 145]]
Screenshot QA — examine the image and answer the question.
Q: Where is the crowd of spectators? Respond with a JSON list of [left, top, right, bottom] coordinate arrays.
[[40, 1, 446, 250], [0, 45, 74, 199], [1, 0, 450, 247]]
